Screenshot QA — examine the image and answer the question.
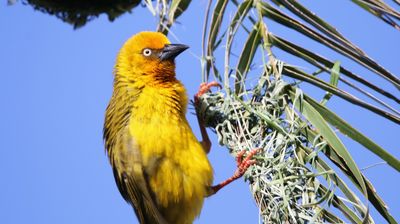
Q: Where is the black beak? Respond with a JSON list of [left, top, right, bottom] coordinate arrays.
[[159, 44, 189, 61]]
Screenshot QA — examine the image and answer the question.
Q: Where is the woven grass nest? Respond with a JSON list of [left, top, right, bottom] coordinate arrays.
[[25, 0, 141, 28]]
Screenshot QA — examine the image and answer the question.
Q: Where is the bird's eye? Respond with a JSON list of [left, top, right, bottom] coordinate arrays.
[[143, 48, 152, 57]]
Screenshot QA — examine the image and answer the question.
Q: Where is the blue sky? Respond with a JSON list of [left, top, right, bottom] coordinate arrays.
[[1, 1, 399, 223]]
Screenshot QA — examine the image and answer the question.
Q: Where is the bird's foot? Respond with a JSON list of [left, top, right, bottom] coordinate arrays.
[[194, 81, 222, 154], [208, 148, 260, 196], [234, 148, 259, 176], [194, 81, 222, 104]]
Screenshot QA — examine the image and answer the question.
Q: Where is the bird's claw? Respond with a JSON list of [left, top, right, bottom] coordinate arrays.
[[194, 81, 222, 103], [234, 148, 260, 178], [208, 148, 260, 196]]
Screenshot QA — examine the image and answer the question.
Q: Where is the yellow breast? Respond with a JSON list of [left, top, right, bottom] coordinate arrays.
[[129, 83, 213, 224]]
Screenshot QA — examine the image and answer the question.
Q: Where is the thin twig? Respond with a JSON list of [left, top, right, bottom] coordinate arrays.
[[361, 162, 388, 171], [202, 0, 213, 82]]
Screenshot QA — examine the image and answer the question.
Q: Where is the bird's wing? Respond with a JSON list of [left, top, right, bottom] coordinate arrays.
[[104, 85, 168, 224], [111, 132, 168, 224]]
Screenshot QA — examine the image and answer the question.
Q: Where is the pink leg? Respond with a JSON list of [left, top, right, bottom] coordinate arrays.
[[194, 81, 221, 153], [194, 81, 222, 104], [209, 148, 260, 196]]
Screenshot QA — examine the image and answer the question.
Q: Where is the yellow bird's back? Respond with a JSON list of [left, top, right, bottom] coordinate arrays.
[[104, 31, 213, 224]]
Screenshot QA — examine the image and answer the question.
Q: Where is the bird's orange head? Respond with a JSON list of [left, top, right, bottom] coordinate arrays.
[[115, 31, 188, 83]]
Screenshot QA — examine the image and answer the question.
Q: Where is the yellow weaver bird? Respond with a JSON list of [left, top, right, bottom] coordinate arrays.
[[104, 31, 258, 224]]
